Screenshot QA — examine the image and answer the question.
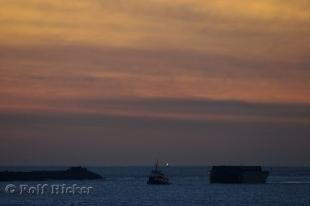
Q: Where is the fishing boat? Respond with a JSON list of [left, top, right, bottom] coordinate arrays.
[[147, 161, 170, 185]]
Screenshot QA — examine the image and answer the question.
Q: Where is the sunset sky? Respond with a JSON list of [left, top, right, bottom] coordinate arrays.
[[1, 0, 310, 166]]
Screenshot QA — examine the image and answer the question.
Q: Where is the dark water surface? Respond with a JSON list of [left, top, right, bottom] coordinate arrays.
[[0, 167, 310, 206]]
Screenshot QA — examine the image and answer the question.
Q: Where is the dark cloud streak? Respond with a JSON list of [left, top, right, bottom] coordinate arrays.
[[0, 109, 309, 166]]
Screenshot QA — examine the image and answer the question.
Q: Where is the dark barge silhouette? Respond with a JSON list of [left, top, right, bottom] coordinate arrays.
[[209, 166, 269, 184], [0, 167, 103, 181]]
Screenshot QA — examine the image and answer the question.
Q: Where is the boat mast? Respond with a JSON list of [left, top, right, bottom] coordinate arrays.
[[155, 160, 159, 171]]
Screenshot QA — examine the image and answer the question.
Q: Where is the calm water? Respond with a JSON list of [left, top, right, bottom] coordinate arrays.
[[0, 167, 310, 206]]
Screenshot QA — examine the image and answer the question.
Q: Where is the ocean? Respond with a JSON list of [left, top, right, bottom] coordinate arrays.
[[0, 166, 310, 206]]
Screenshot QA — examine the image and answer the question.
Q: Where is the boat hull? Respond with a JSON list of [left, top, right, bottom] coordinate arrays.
[[147, 176, 170, 185], [209, 166, 269, 184]]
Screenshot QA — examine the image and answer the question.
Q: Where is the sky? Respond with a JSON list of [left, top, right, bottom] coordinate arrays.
[[0, 0, 310, 166]]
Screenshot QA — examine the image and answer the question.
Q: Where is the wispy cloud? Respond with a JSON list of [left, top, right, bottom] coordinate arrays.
[[1, 45, 309, 104], [1, 0, 310, 56]]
